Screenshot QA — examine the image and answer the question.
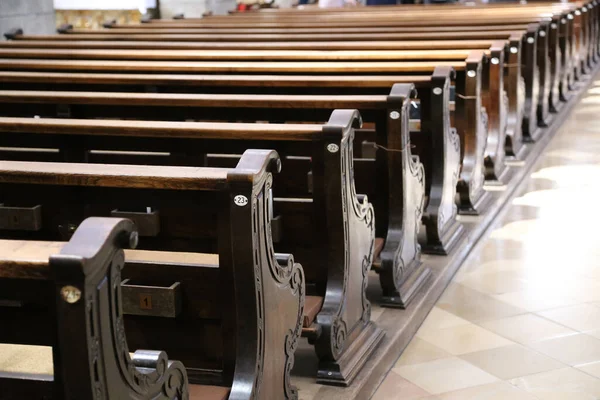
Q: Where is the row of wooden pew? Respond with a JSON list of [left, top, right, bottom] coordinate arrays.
[[0, 1, 597, 398]]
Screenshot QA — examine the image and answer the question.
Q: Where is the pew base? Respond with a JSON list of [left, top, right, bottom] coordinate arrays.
[[421, 217, 466, 256], [484, 158, 510, 185], [504, 131, 526, 161], [316, 321, 384, 387], [380, 262, 431, 308], [538, 110, 553, 128], [524, 126, 544, 143], [505, 138, 528, 163], [484, 161, 511, 187], [551, 98, 567, 114], [457, 189, 492, 216]]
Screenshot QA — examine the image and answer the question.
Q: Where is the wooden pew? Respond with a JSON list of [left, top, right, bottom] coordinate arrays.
[[0, 68, 471, 256], [1, 24, 561, 141], [0, 86, 440, 311], [0, 110, 385, 386], [92, 12, 598, 81], [0, 44, 520, 149], [0, 110, 387, 386], [0, 217, 190, 400], [166, 1, 596, 82], [164, 0, 596, 74], [0, 34, 531, 139], [0, 150, 306, 397], [54, 5, 587, 106], [0, 56, 492, 210]]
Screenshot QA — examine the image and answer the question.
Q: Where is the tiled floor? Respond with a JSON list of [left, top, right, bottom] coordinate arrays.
[[372, 81, 600, 400]]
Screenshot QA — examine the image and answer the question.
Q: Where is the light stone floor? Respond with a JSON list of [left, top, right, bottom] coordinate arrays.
[[371, 80, 600, 400]]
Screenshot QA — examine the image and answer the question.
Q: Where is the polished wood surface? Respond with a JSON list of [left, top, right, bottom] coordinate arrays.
[[0, 160, 230, 190]]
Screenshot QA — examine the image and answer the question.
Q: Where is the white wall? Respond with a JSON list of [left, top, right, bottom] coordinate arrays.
[[54, 0, 156, 11], [160, 0, 235, 17]]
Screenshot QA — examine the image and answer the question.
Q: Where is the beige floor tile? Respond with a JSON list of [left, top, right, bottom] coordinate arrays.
[[454, 259, 544, 280], [492, 290, 580, 313], [460, 344, 565, 380], [538, 304, 600, 332], [417, 307, 471, 333], [577, 361, 600, 380], [457, 270, 531, 295], [433, 381, 539, 400], [394, 357, 498, 395], [529, 164, 600, 189], [416, 323, 514, 356], [510, 367, 600, 400], [394, 338, 451, 367], [297, 382, 322, 400], [437, 283, 526, 323], [476, 239, 529, 261], [371, 370, 432, 400], [585, 329, 600, 341], [529, 334, 600, 366], [478, 313, 577, 344]]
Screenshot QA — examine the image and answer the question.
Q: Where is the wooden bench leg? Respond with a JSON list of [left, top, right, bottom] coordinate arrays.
[[311, 110, 384, 386], [377, 84, 430, 308], [420, 67, 465, 255]]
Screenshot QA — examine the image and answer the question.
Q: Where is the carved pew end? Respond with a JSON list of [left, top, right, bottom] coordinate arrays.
[[316, 321, 384, 387], [3, 28, 22, 40]]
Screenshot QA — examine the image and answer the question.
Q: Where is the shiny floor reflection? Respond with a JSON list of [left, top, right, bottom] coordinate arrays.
[[372, 82, 600, 399]]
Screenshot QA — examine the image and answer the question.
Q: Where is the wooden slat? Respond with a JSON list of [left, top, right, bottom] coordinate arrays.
[[0, 160, 230, 191], [13, 31, 522, 41], [0, 117, 324, 142], [0, 71, 432, 87], [0, 38, 512, 50], [0, 90, 389, 109], [0, 59, 465, 72], [0, 48, 485, 61], [0, 239, 220, 279]]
